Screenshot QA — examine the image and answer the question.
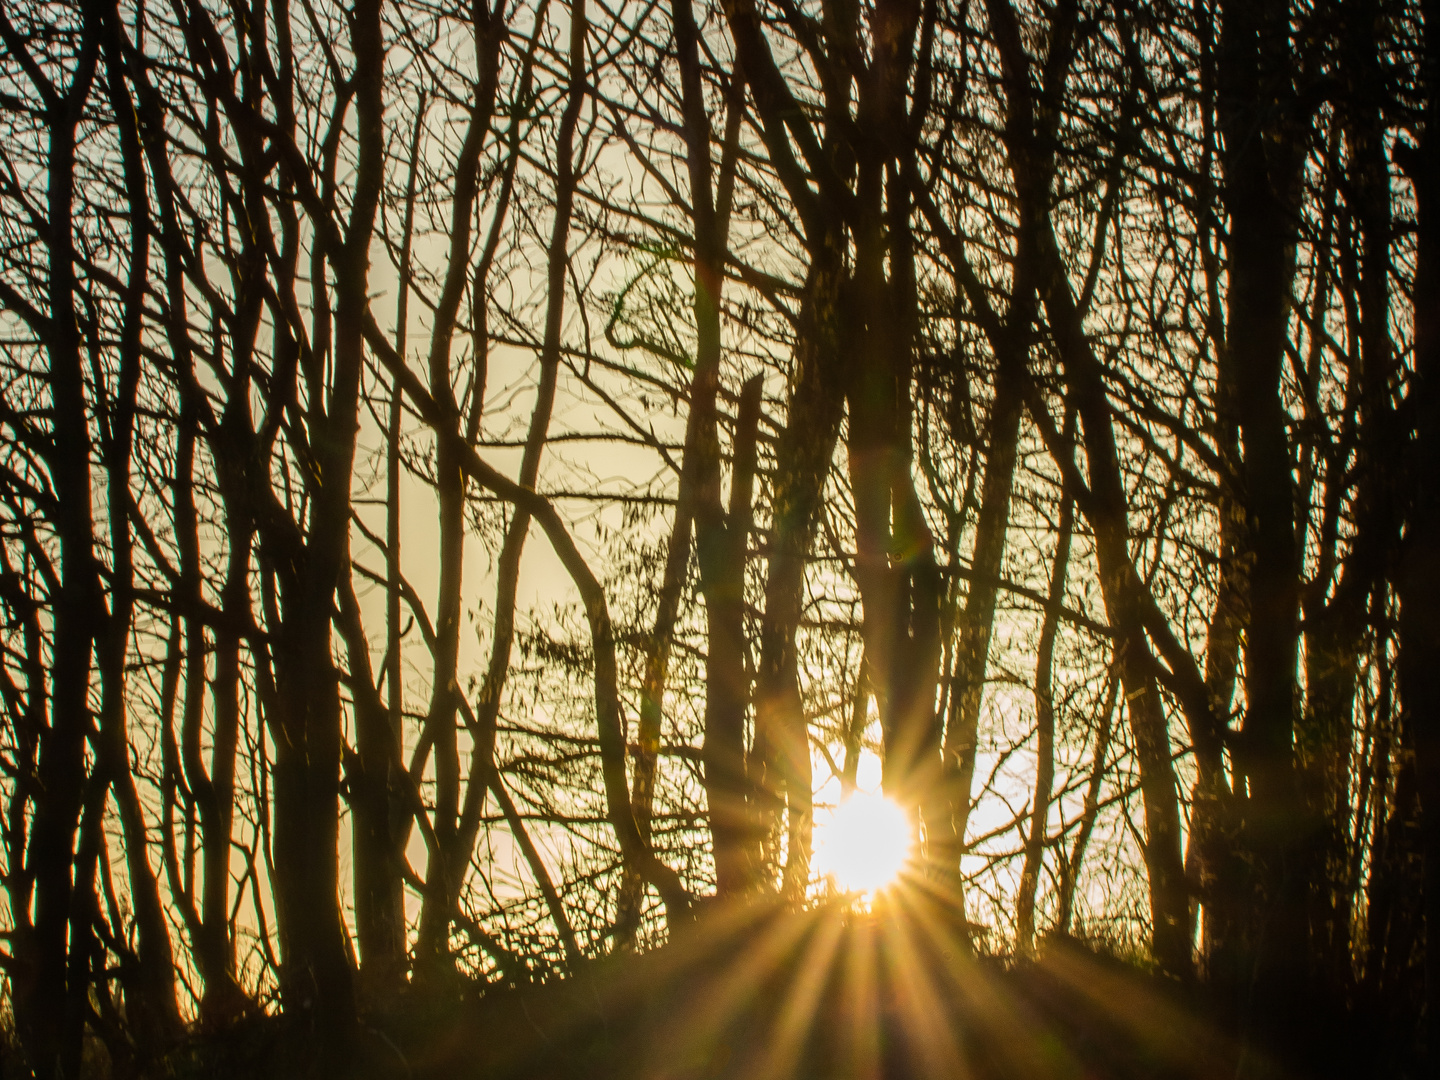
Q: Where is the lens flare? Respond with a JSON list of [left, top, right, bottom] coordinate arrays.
[[813, 791, 914, 897]]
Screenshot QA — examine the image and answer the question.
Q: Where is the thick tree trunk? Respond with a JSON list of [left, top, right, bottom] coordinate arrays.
[[9, 18, 102, 1076], [672, 0, 759, 897], [749, 249, 846, 895], [699, 377, 764, 895], [1215, 0, 1308, 1051], [842, 0, 931, 843], [269, 0, 385, 1064]]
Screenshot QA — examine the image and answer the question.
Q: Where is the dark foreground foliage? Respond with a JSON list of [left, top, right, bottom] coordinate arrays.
[[9, 902, 1423, 1080]]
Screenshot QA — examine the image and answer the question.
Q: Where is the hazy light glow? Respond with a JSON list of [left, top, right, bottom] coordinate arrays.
[[814, 792, 914, 897]]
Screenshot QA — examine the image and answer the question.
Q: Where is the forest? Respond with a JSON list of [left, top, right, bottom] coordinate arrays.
[[0, 0, 1437, 1075]]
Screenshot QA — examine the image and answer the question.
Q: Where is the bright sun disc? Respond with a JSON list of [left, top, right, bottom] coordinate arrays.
[[813, 791, 914, 897]]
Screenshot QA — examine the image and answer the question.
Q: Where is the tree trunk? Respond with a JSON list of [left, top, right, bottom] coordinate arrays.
[[352, 91, 423, 1009], [415, 0, 580, 978], [1041, 249, 1193, 980], [1057, 664, 1120, 936], [615, 483, 694, 944], [411, 4, 506, 984], [698, 377, 764, 895], [1017, 494, 1073, 954], [268, 0, 385, 1061], [8, 15, 103, 1075], [935, 349, 1024, 914], [749, 248, 846, 895], [673, 0, 759, 897], [93, 18, 184, 1048], [1215, 0, 1308, 1050]]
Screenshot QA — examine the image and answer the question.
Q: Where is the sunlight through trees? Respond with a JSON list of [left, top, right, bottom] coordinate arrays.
[[813, 792, 914, 898], [0, 0, 1437, 1074]]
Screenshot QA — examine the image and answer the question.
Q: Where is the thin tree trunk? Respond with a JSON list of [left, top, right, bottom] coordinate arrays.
[[418, 0, 581, 973], [412, 1, 507, 984], [339, 569, 406, 1009], [614, 488, 693, 946], [1056, 664, 1120, 936], [717, 0, 854, 897], [444, 2, 550, 940], [352, 88, 424, 1010], [1016, 494, 1074, 954], [365, 317, 694, 922], [93, 14, 183, 1048], [199, 274, 263, 1024], [841, 657, 871, 796], [488, 770, 583, 970], [672, 0, 757, 896], [935, 351, 1025, 909], [1040, 247, 1192, 979]]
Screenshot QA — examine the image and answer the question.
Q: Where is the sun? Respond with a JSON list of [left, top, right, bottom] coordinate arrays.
[[813, 791, 915, 898]]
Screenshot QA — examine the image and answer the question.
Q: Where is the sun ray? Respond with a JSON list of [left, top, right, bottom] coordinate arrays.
[[641, 907, 817, 1080], [747, 910, 844, 1080], [878, 899, 969, 1077], [1027, 941, 1244, 1075], [894, 888, 1080, 1079], [839, 915, 883, 1080]]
